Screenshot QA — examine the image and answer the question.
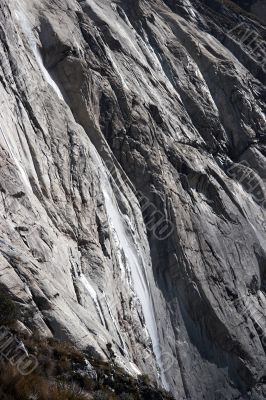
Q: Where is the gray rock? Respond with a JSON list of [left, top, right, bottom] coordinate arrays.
[[0, 0, 266, 398]]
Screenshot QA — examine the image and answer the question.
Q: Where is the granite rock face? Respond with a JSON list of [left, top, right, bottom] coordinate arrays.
[[1, 0, 266, 398], [232, 0, 266, 23]]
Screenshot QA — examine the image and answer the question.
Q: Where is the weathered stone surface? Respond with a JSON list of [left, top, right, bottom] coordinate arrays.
[[232, 0, 266, 23], [0, 0, 266, 398]]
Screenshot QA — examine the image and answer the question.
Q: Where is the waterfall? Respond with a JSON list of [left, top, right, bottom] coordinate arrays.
[[91, 147, 169, 390], [32, 47, 64, 101], [14, 9, 63, 101], [14, 7, 168, 388], [80, 273, 105, 327]]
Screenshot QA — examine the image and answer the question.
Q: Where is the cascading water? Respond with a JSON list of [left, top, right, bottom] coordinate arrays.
[[79, 273, 106, 327], [90, 147, 169, 390], [14, 7, 168, 389], [14, 8, 64, 101]]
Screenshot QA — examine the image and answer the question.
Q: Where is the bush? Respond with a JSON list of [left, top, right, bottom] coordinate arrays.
[[138, 374, 150, 385], [0, 364, 89, 400], [119, 394, 134, 400], [0, 334, 174, 400], [94, 390, 117, 400], [49, 382, 89, 400]]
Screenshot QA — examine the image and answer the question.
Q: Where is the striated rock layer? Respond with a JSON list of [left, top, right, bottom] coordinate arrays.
[[0, 0, 266, 398], [232, 0, 266, 24]]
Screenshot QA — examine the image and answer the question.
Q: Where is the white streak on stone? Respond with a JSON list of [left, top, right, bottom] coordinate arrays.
[[80, 273, 105, 326], [14, 9, 64, 101], [91, 145, 169, 389]]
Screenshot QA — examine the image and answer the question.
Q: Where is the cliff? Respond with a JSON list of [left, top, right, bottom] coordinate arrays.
[[0, 0, 266, 398]]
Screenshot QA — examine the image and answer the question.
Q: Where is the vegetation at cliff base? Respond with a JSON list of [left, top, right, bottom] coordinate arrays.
[[0, 333, 174, 400]]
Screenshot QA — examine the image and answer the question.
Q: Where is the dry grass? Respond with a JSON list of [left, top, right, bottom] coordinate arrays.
[[0, 364, 91, 400], [0, 334, 174, 400]]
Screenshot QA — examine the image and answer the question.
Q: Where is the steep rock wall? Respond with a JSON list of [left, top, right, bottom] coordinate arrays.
[[0, 0, 266, 398]]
